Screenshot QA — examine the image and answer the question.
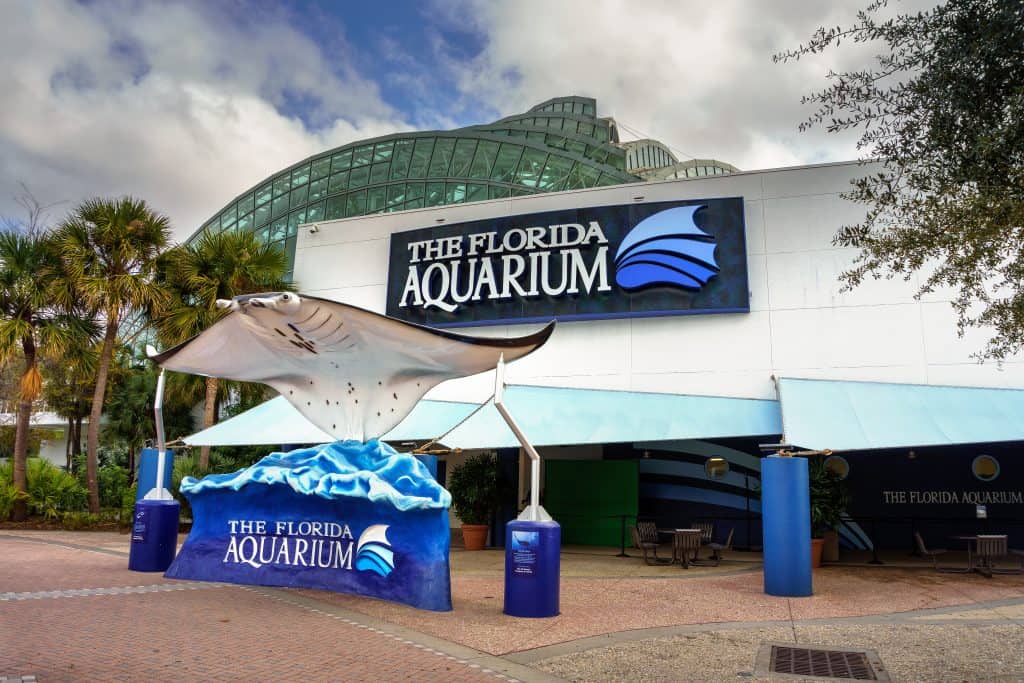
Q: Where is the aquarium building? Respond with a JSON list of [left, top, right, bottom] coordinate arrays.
[[185, 97, 1024, 551]]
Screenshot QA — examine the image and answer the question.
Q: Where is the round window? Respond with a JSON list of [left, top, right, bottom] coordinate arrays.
[[972, 454, 1000, 482], [704, 457, 729, 479], [823, 455, 850, 480]]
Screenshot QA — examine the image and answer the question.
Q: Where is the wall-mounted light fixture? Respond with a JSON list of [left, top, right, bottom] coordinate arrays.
[[435, 218, 446, 224], [633, 195, 645, 202]]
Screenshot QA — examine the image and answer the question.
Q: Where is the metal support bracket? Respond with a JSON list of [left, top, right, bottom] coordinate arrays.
[[493, 355, 548, 522], [143, 369, 173, 501]]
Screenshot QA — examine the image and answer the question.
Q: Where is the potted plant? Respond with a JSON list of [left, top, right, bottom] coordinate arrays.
[[448, 452, 503, 551], [808, 457, 850, 568]]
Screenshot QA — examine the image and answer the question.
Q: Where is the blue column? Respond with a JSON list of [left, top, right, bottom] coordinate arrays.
[[762, 456, 812, 596], [135, 447, 174, 500], [504, 520, 560, 617]]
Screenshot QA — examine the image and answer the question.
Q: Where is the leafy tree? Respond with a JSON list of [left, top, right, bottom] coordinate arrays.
[[102, 349, 194, 476], [157, 230, 292, 467], [40, 348, 96, 469], [775, 0, 1024, 359], [54, 197, 171, 512], [0, 229, 94, 520]]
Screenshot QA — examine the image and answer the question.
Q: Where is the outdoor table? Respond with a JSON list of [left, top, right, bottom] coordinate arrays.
[[672, 529, 702, 565], [948, 534, 1008, 577]]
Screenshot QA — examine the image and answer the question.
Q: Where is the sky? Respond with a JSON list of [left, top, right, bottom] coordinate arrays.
[[0, 0, 916, 243]]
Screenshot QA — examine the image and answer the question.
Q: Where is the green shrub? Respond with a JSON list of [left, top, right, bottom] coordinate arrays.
[[26, 458, 87, 519], [0, 462, 29, 520], [61, 511, 101, 530], [120, 482, 137, 526], [97, 464, 130, 509], [171, 455, 208, 520]]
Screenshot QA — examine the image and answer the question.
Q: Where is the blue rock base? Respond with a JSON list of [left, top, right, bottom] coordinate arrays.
[[164, 441, 452, 611]]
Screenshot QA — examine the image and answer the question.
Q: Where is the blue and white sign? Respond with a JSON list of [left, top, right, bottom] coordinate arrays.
[[386, 198, 748, 327], [165, 440, 453, 611]]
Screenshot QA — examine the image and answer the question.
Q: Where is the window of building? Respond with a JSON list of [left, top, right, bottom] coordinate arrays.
[[450, 138, 477, 177], [428, 138, 455, 177], [408, 138, 434, 178], [490, 144, 523, 183]]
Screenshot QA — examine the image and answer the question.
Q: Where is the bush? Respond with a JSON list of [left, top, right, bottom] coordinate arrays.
[[0, 462, 29, 520], [448, 453, 508, 525], [61, 511, 101, 530], [25, 458, 86, 519], [97, 464, 130, 509], [171, 455, 208, 520]]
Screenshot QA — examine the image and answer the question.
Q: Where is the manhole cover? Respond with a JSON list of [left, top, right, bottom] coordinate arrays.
[[755, 643, 890, 682]]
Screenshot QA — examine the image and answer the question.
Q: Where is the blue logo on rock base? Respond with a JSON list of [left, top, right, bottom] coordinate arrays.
[[355, 524, 395, 577], [614, 205, 719, 292]]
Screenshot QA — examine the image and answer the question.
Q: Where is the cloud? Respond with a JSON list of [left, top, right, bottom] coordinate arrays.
[[0, 0, 411, 242], [436, 0, 922, 170]]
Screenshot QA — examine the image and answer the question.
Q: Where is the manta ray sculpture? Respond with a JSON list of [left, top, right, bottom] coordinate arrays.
[[147, 292, 554, 442]]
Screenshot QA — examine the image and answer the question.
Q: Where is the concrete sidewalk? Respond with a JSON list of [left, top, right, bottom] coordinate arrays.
[[3, 531, 1024, 682]]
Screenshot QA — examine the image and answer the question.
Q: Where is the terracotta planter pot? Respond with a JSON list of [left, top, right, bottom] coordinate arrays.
[[822, 530, 839, 563], [810, 537, 825, 568], [461, 524, 489, 551]]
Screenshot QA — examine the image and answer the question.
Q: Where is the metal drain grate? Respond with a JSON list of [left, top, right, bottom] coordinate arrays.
[[755, 643, 890, 682]]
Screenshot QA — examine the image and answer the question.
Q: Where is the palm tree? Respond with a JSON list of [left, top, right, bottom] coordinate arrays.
[[158, 230, 293, 467], [0, 230, 93, 519], [54, 198, 171, 513]]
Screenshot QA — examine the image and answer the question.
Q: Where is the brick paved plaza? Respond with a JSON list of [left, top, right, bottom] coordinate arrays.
[[3, 531, 1024, 681]]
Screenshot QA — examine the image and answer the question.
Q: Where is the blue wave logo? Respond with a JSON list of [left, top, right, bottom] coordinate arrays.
[[355, 524, 395, 577], [614, 205, 719, 291]]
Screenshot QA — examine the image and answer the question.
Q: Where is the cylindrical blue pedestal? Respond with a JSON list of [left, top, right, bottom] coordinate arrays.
[[128, 499, 180, 572], [504, 520, 560, 618], [762, 456, 812, 597], [135, 448, 174, 500]]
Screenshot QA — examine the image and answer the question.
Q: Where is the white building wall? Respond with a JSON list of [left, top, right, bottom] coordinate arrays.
[[294, 160, 1024, 404]]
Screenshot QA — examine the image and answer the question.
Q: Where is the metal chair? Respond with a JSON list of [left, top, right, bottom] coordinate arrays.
[[914, 532, 965, 573], [673, 529, 703, 569], [976, 535, 1017, 576], [707, 527, 734, 566], [694, 521, 714, 545], [631, 524, 672, 565]]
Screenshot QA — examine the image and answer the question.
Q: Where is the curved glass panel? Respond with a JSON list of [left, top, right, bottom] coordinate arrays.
[[187, 98, 646, 276]]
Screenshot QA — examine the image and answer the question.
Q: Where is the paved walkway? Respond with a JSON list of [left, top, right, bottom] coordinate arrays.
[[3, 531, 1024, 681]]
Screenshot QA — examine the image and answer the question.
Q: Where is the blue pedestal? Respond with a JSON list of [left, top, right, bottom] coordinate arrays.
[[504, 520, 560, 618], [762, 456, 812, 596], [136, 448, 174, 500], [128, 499, 180, 572], [163, 440, 453, 612]]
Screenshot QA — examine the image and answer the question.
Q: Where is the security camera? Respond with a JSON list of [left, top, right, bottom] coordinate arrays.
[[309, 224, 320, 234]]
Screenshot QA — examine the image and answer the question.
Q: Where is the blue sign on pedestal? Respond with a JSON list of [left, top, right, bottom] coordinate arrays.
[[504, 520, 560, 618], [762, 456, 813, 597], [164, 440, 453, 611], [129, 499, 180, 572]]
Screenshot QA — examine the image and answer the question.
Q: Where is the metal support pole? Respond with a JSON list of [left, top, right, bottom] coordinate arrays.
[[617, 514, 630, 558], [144, 369, 172, 501], [868, 517, 884, 565], [493, 355, 541, 522]]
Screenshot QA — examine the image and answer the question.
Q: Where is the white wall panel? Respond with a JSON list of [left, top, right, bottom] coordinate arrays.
[[766, 249, 921, 310], [762, 194, 868, 254], [630, 369, 775, 400], [743, 199, 766, 256], [630, 312, 772, 373], [746, 254, 769, 312], [761, 162, 874, 199], [510, 319, 631, 378], [770, 304, 924, 371], [296, 238, 388, 291]]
